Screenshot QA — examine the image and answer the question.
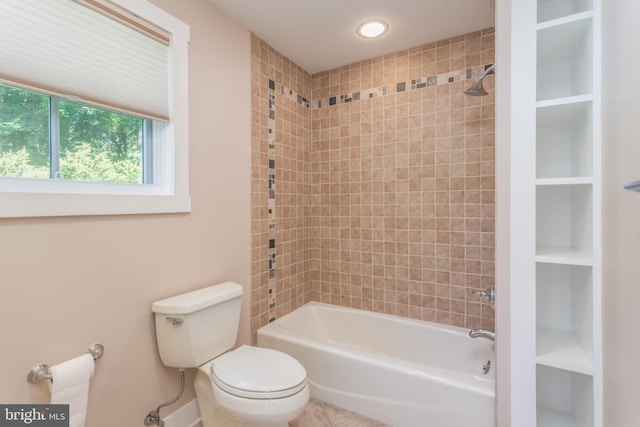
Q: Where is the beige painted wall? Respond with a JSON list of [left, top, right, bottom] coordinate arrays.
[[602, 0, 640, 424], [0, 0, 252, 425]]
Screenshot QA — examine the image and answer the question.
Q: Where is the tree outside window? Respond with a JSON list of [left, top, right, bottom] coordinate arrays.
[[0, 83, 146, 184]]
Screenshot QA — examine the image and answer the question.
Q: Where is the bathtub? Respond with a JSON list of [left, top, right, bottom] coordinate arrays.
[[257, 302, 495, 427]]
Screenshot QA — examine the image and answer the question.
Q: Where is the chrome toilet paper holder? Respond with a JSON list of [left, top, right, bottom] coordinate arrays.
[[27, 343, 104, 384]]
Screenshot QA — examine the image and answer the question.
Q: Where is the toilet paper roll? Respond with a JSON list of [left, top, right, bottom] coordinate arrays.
[[48, 353, 95, 427]]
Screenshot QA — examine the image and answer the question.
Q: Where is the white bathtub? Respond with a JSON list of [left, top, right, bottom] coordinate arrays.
[[257, 302, 495, 427]]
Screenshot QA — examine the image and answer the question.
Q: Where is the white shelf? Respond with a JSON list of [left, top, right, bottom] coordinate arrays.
[[537, 406, 578, 427], [537, 0, 593, 24], [536, 263, 594, 375], [536, 246, 592, 265], [537, 185, 593, 258], [536, 259, 596, 426], [527, 0, 600, 424], [536, 94, 593, 109], [537, 177, 593, 186], [537, 10, 593, 30], [537, 326, 593, 374], [537, 366, 594, 427], [537, 100, 593, 179], [537, 15, 593, 101]]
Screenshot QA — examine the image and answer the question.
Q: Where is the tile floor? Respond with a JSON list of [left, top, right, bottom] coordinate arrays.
[[290, 399, 390, 427], [192, 398, 388, 427]]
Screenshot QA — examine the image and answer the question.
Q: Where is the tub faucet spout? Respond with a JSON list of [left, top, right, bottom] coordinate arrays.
[[469, 327, 495, 341]]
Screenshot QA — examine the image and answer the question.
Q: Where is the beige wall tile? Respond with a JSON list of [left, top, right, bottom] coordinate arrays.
[[251, 27, 495, 338]]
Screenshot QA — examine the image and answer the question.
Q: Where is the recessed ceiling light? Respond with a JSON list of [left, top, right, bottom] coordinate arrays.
[[357, 20, 388, 38]]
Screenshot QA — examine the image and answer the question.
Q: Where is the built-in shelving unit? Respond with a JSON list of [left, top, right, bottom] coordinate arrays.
[[534, 0, 601, 426]]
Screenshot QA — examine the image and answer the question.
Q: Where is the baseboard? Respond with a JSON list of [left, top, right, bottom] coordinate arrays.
[[162, 399, 201, 427]]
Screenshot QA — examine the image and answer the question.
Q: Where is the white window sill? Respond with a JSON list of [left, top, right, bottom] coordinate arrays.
[[0, 191, 191, 218]]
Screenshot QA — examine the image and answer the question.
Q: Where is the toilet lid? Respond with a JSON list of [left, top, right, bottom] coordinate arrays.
[[211, 345, 307, 399]]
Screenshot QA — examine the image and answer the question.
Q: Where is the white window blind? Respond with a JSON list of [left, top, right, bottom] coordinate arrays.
[[0, 0, 170, 121]]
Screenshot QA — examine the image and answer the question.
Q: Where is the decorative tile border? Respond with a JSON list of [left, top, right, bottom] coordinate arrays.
[[264, 64, 493, 117], [267, 80, 277, 323], [280, 85, 310, 108], [314, 64, 493, 109]]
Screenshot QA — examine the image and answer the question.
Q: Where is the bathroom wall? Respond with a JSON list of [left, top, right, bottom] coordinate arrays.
[[0, 0, 252, 425], [310, 29, 496, 328], [251, 28, 496, 337], [602, 0, 640, 424], [250, 35, 313, 342]]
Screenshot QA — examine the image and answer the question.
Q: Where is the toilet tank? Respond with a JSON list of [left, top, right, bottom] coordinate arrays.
[[151, 282, 243, 368]]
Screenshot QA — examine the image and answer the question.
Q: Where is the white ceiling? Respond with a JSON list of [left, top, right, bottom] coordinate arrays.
[[206, 0, 496, 74]]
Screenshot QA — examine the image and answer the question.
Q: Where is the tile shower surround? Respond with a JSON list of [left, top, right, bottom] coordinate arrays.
[[251, 28, 495, 342]]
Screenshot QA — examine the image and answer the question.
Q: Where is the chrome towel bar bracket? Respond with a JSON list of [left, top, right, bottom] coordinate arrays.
[[27, 343, 104, 384], [624, 180, 640, 192]]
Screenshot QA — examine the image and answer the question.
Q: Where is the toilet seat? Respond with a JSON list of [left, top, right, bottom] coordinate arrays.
[[211, 345, 307, 399]]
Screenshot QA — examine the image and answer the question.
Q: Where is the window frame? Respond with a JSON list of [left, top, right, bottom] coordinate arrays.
[[0, 0, 190, 218]]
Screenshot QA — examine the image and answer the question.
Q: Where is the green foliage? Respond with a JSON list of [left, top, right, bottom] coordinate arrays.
[[0, 85, 49, 166], [0, 83, 145, 184], [60, 100, 143, 163], [0, 148, 48, 179], [59, 143, 141, 183], [0, 145, 142, 183]]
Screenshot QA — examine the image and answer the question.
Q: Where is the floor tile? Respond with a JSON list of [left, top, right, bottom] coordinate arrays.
[[290, 399, 390, 427]]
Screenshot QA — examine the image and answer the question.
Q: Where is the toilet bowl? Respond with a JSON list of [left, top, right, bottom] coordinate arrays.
[[151, 282, 309, 427], [196, 345, 309, 427]]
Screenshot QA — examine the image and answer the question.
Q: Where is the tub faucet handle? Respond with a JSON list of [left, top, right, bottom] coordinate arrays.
[[472, 286, 495, 309]]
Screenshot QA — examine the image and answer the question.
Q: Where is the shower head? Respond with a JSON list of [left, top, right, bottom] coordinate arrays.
[[464, 64, 495, 96]]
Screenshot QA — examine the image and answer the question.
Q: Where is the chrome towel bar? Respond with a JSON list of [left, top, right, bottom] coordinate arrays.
[[27, 343, 104, 384]]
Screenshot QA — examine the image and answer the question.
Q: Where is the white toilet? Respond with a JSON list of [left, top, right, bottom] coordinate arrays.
[[152, 282, 309, 427]]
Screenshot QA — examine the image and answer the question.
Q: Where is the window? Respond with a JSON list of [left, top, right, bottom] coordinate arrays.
[[0, 83, 152, 184], [0, 0, 190, 217]]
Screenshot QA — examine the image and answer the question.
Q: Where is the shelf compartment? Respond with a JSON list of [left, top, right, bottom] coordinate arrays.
[[536, 264, 593, 373], [536, 184, 593, 260], [537, 326, 592, 374], [537, 365, 594, 427], [537, 0, 593, 23], [537, 406, 578, 427], [537, 15, 593, 101], [537, 99, 593, 179]]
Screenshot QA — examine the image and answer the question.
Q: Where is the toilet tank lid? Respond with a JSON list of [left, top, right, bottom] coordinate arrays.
[[152, 282, 243, 315]]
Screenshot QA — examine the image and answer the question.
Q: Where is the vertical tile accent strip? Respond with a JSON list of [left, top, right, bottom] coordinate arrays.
[[267, 88, 276, 323]]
